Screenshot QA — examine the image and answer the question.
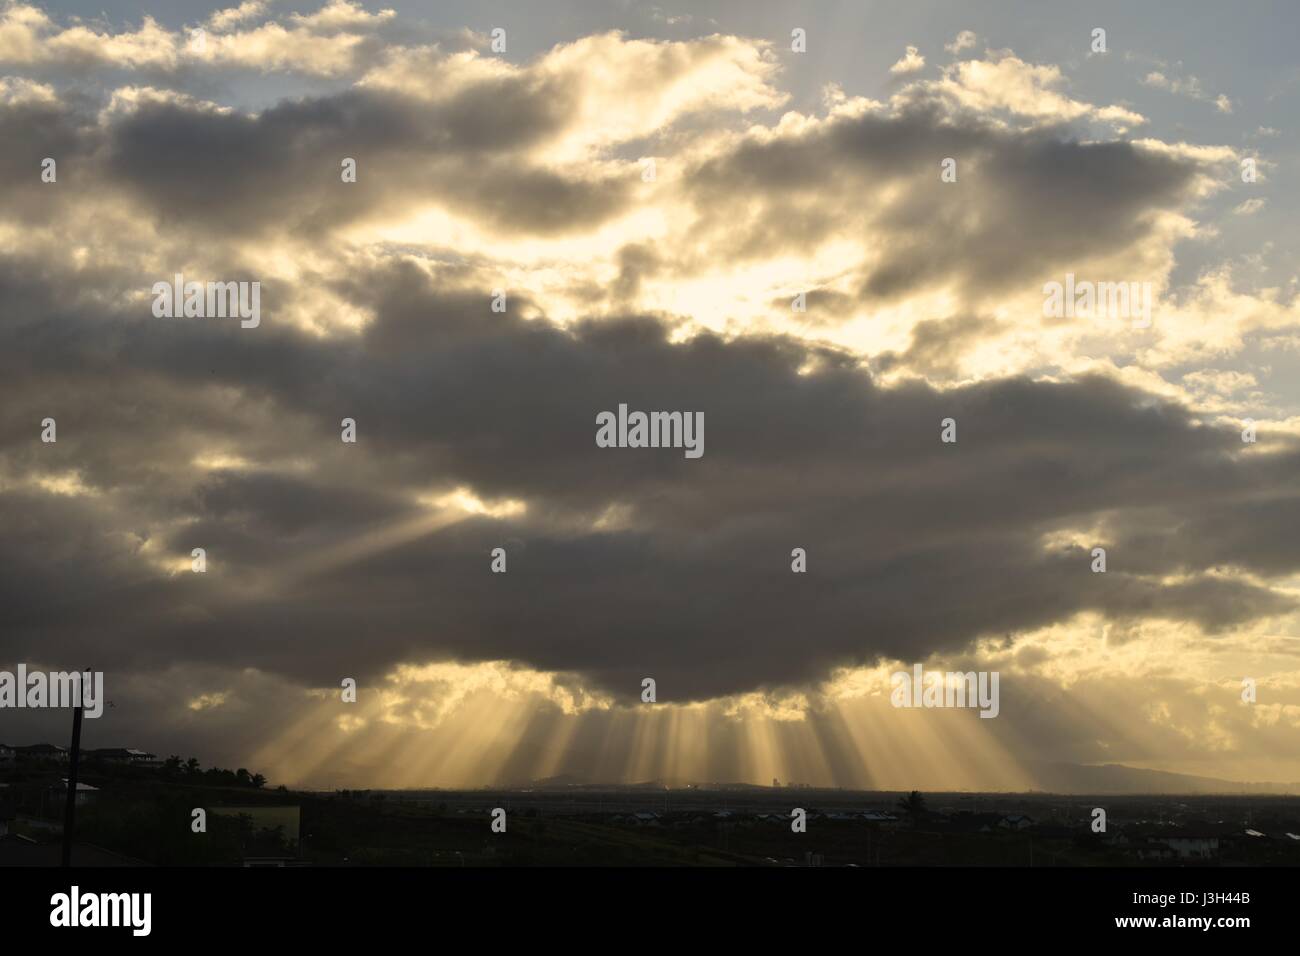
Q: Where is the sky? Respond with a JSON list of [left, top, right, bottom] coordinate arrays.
[[1, 0, 1298, 791]]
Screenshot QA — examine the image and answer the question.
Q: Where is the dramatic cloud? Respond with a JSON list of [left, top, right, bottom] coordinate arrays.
[[2, 1, 1297, 789]]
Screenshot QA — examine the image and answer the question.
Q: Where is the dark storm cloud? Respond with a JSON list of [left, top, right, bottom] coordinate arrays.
[[0, 72, 632, 239], [4, 66, 1204, 281], [0, 87, 96, 222], [875, 313, 1000, 376], [682, 99, 1204, 306], [97, 82, 633, 236], [0, 22, 1290, 712], [2, 254, 1298, 701]]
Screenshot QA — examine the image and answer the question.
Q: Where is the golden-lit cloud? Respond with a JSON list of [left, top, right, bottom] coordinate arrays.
[[2, 1, 1298, 794]]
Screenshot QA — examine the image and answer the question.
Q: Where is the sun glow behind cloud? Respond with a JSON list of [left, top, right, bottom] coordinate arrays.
[[242, 605, 1300, 790], [3, 0, 1299, 793]]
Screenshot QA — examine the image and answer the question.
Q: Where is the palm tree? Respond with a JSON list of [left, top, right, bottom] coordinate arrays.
[[896, 790, 927, 826], [184, 756, 201, 775]]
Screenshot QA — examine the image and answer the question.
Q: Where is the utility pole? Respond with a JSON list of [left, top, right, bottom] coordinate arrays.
[[61, 668, 89, 868]]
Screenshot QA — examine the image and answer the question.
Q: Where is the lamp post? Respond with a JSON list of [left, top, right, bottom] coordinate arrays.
[[60, 667, 90, 867]]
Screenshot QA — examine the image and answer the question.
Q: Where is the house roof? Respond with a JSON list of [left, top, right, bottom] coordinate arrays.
[[87, 747, 156, 758]]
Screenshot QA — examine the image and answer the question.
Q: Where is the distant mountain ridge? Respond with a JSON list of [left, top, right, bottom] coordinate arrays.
[[1025, 762, 1299, 795], [521, 764, 1299, 795]]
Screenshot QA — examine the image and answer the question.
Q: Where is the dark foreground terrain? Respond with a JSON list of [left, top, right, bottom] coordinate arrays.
[[3, 759, 1298, 866]]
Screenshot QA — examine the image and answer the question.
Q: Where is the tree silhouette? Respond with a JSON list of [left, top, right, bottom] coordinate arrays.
[[896, 790, 927, 825]]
